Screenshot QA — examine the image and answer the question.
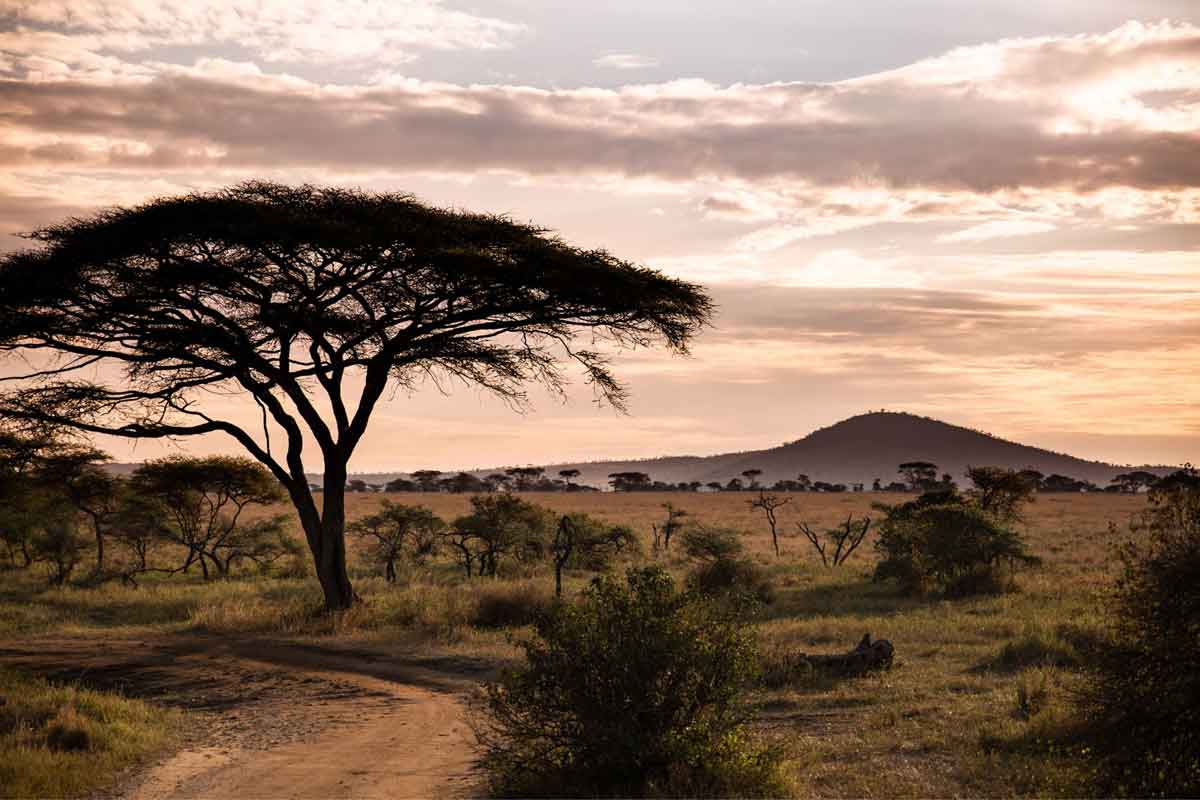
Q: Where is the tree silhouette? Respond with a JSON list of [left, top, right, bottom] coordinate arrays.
[[0, 182, 712, 609], [558, 468, 582, 490], [506, 466, 545, 491], [740, 468, 763, 489], [608, 471, 651, 491], [898, 461, 939, 491], [748, 489, 790, 556]]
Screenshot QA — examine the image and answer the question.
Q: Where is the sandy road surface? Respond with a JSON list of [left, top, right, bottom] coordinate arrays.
[[0, 636, 490, 799]]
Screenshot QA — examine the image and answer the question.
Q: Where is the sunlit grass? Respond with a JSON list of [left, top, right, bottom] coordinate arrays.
[[0, 491, 1145, 797], [0, 668, 176, 799]]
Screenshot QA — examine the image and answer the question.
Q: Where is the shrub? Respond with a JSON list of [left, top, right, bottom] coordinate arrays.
[[475, 567, 784, 797], [872, 491, 1039, 596], [679, 525, 774, 604], [472, 581, 557, 629], [688, 557, 775, 605], [1078, 467, 1200, 797], [680, 524, 743, 562]]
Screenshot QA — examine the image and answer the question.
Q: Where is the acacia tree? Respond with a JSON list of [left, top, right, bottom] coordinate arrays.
[[129, 455, 289, 579], [37, 445, 120, 573], [0, 182, 711, 609]]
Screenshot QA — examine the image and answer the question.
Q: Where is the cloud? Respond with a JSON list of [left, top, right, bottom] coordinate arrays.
[[0, 21, 1197, 195], [937, 219, 1057, 243], [593, 53, 660, 70], [0, 0, 526, 68]]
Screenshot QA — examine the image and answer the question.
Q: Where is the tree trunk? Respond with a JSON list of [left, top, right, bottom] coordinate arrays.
[[92, 519, 105, 573], [314, 467, 356, 610]]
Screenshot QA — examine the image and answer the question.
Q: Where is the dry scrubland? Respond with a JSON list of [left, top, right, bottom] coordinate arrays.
[[1, 491, 1146, 797]]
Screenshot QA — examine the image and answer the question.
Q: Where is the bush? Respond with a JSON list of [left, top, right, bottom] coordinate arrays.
[[679, 524, 773, 605], [680, 524, 743, 562], [475, 567, 784, 797], [472, 581, 557, 629], [872, 491, 1039, 596], [688, 557, 775, 605], [1078, 467, 1200, 797]]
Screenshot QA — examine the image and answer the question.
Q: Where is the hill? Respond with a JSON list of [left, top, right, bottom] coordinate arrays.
[[533, 412, 1172, 488]]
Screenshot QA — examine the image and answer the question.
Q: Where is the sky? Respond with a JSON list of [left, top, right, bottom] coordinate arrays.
[[1, 1, 1198, 472]]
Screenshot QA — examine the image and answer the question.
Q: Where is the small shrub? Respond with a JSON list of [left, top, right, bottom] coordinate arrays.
[[872, 491, 1039, 596], [475, 567, 784, 797], [688, 557, 775, 605], [1013, 669, 1051, 720], [679, 525, 773, 604], [472, 581, 556, 629], [990, 633, 1080, 672], [680, 524, 744, 562]]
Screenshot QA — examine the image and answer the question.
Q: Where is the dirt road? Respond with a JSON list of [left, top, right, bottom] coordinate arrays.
[[0, 636, 490, 799]]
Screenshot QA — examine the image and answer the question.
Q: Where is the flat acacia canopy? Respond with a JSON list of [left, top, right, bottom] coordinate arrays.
[[0, 182, 712, 608]]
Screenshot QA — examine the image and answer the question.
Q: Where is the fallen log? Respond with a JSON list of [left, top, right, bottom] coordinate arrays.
[[797, 633, 894, 676]]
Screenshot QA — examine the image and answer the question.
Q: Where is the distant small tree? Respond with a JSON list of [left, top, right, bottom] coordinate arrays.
[[740, 469, 763, 489], [608, 471, 651, 492], [796, 474, 812, 491], [449, 495, 555, 577], [347, 479, 369, 493], [748, 490, 790, 556], [650, 503, 688, 553], [796, 514, 871, 567], [558, 468, 582, 490], [410, 470, 442, 492], [1110, 470, 1159, 494], [898, 461, 939, 492], [965, 465, 1037, 523], [384, 477, 417, 492], [1018, 468, 1045, 491], [348, 501, 446, 582], [550, 513, 637, 597], [705, 481, 723, 492], [506, 467, 545, 492], [444, 472, 485, 494], [483, 473, 511, 493], [724, 477, 744, 492], [872, 477, 882, 491], [1042, 473, 1094, 493]]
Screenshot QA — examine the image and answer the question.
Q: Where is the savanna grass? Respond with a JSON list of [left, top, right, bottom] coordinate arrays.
[[0, 667, 176, 798]]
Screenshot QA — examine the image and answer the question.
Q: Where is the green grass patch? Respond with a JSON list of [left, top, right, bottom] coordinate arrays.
[[0, 667, 176, 799]]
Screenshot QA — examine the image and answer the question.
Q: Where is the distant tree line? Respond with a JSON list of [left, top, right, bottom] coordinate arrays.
[[354, 461, 1166, 494]]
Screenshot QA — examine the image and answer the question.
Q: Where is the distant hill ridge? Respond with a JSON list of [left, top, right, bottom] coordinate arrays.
[[529, 412, 1174, 488], [104, 411, 1179, 488]]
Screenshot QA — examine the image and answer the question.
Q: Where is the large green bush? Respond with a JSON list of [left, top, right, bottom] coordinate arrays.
[[475, 567, 784, 797], [873, 490, 1038, 596], [1079, 467, 1200, 796]]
